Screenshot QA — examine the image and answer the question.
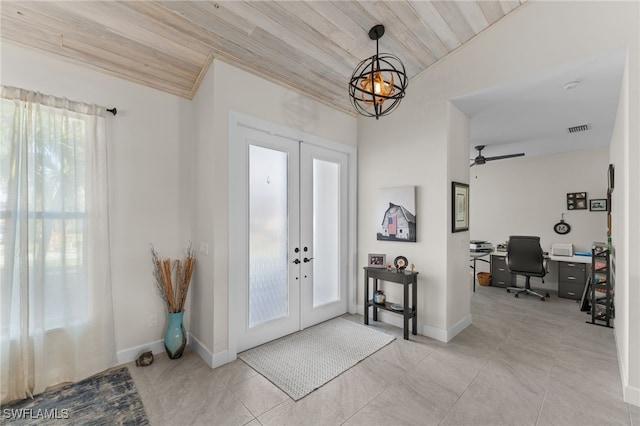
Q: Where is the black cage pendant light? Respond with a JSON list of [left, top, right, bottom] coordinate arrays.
[[349, 24, 408, 120]]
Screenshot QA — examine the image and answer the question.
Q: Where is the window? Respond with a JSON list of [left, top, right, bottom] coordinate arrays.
[[1, 100, 89, 330], [1, 86, 115, 404]]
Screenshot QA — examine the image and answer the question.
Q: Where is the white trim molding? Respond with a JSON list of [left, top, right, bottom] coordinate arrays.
[[624, 384, 640, 408], [116, 334, 232, 371], [188, 333, 215, 368], [188, 334, 235, 369], [116, 339, 165, 365], [357, 304, 472, 343], [616, 331, 640, 407], [228, 110, 357, 361]]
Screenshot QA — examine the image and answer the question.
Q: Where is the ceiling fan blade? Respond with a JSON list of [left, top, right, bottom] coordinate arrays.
[[470, 161, 476, 168], [485, 153, 525, 162]]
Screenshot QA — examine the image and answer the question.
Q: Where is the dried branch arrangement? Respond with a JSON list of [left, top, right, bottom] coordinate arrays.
[[150, 243, 196, 313]]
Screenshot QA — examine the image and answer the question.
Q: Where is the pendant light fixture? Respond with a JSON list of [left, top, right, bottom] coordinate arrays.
[[349, 24, 408, 120]]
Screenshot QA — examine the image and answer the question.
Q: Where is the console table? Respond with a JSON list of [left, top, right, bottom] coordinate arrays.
[[363, 267, 418, 340]]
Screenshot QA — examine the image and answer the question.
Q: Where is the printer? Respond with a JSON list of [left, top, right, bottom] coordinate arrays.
[[470, 240, 494, 252], [551, 243, 573, 257]]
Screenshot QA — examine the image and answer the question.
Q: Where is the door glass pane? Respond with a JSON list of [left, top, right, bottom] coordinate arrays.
[[249, 145, 289, 328], [312, 159, 340, 307]]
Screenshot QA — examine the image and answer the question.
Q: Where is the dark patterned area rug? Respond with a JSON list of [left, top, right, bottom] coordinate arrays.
[[1, 367, 148, 425]]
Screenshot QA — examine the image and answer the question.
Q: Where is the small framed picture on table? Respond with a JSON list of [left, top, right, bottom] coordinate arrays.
[[367, 253, 386, 268]]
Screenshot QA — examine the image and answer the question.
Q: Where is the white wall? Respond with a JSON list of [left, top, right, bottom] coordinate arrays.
[[0, 44, 357, 367], [190, 59, 357, 364], [609, 51, 640, 406], [189, 59, 217, 365], [1, 43, 195, 361], [470, 149, 610, 252], [447, 104, 472, 333], [357, 0, 639, 405], [3, 0, 637, 407]]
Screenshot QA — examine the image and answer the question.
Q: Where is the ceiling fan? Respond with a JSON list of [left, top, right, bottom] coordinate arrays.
[[470, 145, 524, 167]]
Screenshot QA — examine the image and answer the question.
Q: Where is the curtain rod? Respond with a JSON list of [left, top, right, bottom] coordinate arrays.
[[3, 85, 118, 116]]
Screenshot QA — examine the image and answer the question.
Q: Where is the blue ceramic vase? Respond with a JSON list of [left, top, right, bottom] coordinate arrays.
[[165, 311, 186, 359]]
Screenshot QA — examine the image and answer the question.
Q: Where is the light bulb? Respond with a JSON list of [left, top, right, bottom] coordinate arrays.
[[360, 70, 395, 106]]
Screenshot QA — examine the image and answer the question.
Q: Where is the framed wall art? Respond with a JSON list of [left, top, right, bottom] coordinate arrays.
[[608, 163, 615, 193], [590, 199, 607, 212], [376, 186, 416, 242], [452, 182, 469, 233], [567, 192, 587, 210], [607, 164, 614, 214]]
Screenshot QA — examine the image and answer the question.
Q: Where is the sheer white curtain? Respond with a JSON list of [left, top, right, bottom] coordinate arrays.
[[1, 86, 116, 404]]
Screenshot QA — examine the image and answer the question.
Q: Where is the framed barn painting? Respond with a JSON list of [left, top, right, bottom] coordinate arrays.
[[452, 182, 469, 233], [377, 186, 416, 242]]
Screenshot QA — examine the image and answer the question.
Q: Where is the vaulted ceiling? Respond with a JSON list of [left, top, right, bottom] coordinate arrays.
[[1, 1, 527, 114]]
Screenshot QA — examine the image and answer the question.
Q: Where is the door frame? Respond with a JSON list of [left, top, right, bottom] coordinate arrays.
[[228, 111, 357, 360]]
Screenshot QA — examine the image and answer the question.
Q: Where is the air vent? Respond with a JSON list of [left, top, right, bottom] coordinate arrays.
[[567, 124, 591, 133]]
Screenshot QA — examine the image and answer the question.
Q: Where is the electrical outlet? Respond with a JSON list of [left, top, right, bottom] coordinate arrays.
[[149, 314, 158, 328], [199, 242, 209, 256]]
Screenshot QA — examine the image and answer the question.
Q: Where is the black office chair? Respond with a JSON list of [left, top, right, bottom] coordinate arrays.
[[505, 236, 550, 301]]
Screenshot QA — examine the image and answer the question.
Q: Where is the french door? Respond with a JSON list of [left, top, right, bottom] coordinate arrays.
[[299, 143, 348, 328], [234, 125, 349, 352]]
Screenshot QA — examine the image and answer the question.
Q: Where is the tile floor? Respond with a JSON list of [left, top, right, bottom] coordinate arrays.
[[128, 285, 640, 425]]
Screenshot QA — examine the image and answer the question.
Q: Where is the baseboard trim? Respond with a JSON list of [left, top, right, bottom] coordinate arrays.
[[117, 334, 235, 370], [418, 314, 471, 342], [624, 383, 640, 407], [188, 334, 236, 369], [188, 333, 215, 368], [116, 339, 165, 365], [356, 304, 471, 343], [615, 329, 640, 407], [446, 314, 473, 342], [417, 321, 448, 342], [213, 349, 235, 368]]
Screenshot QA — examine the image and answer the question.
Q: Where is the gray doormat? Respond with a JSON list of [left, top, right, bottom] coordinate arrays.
[[2, 367, 148, 425], [239, 317, 395, 400]]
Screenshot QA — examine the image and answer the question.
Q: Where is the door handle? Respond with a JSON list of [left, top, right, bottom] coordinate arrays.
[[303, 257, 314, 263], [293, 259, 300, 264]]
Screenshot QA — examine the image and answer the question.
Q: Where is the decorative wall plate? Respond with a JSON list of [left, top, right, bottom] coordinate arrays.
[[394, 256, 408, 270], [554, 214, 571, 235]]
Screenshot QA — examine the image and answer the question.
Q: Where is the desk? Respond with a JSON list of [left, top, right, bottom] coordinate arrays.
[[547, 254, 592, 264], [490, 251, 591, 299], [491, 251, 592, 264], [470, 250, 492, 292], [363, 267, 418, 340]]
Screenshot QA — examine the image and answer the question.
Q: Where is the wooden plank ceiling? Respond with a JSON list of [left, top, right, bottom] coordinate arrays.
[[1, 1, 526, 114]]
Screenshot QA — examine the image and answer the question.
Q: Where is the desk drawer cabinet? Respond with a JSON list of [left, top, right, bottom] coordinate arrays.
[[558, 262, 587, 300], [490, 255, 514, 288]]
